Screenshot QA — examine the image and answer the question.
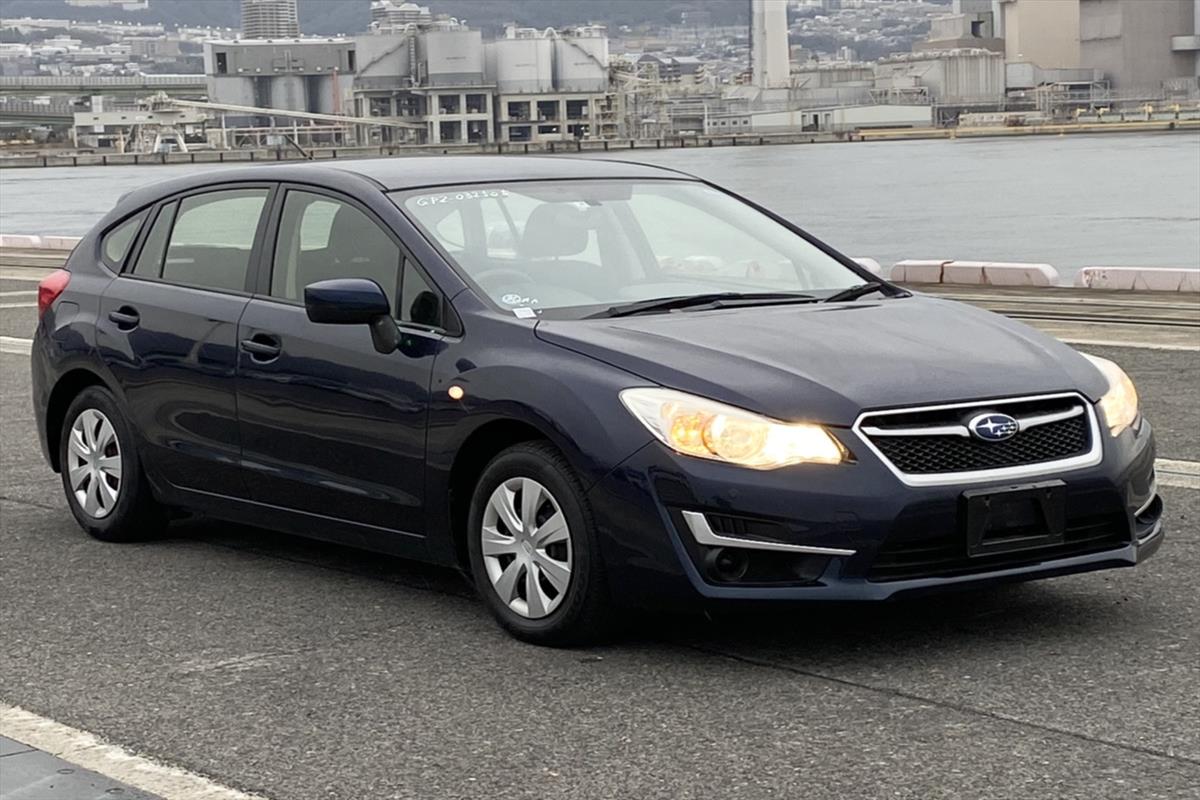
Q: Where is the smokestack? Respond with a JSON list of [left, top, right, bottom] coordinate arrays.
[[750, 0, 790, 88]]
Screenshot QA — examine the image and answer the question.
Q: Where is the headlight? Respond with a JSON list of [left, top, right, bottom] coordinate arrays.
[[1082, 353, 1139, 436], [619, 387, 845, 469]]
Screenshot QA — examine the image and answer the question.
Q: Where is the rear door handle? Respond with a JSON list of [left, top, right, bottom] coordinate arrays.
[[240, 333, 282, 361], [107, 306, 140, 330]]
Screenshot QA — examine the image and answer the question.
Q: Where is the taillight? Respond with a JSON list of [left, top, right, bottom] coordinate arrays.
[[37, 269, 71, 318]]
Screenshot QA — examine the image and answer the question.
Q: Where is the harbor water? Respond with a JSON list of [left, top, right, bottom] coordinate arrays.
[[1, 132, 1197, 279]]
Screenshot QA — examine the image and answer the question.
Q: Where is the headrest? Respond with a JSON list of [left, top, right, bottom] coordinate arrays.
[[518, 204, 590, 259], [328, 204, 395, 265]]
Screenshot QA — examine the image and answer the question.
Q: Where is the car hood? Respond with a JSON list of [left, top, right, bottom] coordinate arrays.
[[535, 296, 1107, 426]]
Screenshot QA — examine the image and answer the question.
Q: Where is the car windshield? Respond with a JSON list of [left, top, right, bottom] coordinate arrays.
[[393, 179, 867, 318]]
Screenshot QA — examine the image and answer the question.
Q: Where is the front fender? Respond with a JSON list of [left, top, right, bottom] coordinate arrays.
[[421, 313, 655, 555]]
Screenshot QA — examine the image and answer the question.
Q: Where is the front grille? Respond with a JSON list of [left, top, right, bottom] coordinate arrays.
[[868, 512, 1129, 582], [859, 395, 1095, 476]]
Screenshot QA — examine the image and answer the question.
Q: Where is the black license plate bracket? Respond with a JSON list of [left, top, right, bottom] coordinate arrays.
[[963, 480, 1066, 557]]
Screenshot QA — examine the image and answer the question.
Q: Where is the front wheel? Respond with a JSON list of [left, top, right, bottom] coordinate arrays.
[[467, 442, 614, 646], [59, 386, 165, 542]]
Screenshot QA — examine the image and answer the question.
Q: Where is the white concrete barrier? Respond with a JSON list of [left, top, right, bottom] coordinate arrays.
[[0, 234, 43, 248], [1075, 267, 1200, 292], [944, 260, 1059, 287], [893, 260, 1059, 287], [851, 257, 884, 277], [42, 235, 82, 250], [0, 234, 80, 250], [891, 259, 949, 283]]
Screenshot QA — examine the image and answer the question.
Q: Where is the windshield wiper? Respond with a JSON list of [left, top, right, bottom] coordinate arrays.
[[821, 281, 904, 303], [589, 292, 818, 319]]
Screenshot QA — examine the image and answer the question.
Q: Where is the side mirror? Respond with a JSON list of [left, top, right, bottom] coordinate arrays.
[[304, 278, 400, 354]]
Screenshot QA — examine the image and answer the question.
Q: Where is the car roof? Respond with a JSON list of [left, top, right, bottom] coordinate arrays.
[[330, 155, 695, 190], [108, 156, 696, 220]]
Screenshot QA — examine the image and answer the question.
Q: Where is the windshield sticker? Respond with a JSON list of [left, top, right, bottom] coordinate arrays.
[[512, 307, 537, 319], [411, 189, 510, 207], [500, 292, 539, 306]]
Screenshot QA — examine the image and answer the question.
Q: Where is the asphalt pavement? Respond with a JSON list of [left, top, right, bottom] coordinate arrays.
[[1, 330, 1199, 797]]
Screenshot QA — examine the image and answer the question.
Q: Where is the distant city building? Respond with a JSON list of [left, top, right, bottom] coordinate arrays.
[[1078, 0, 1198, 92], [750, 0, 790, 88], [636, 54, 705, 82], [240, 0, 300, 40], [370, 0, 433, 30]]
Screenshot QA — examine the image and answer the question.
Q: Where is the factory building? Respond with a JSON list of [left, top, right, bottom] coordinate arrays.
[[352, 23, 615, 145], [370, 0, 433, 31], [204, 38, 355, 119], [352, 24, 493, 145], [997, 0, 1197, 95], [1078, 0, 1199, 92], [704, 104, 933, 134], [917, 3, 1004, 54], [487, 26, 614, 143], [875, 49, 1006, 106], [240, 0, 300, 40], [998, 0, 1081, 69]]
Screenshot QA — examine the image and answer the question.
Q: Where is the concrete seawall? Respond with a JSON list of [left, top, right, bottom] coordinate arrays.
[[1, 118, 1197, 169]]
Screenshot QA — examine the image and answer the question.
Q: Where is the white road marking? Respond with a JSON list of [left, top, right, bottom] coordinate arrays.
[[0, 289, 37, 297], [1059, 337, 1200, 353], [0, 335, 32, 354], [1156, 459, 1200, 490], [0, 302, 37, 309], [0, 704, 267, 800]]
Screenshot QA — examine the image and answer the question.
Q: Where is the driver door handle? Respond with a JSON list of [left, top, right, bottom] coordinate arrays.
[[240, 333, 282, 361]]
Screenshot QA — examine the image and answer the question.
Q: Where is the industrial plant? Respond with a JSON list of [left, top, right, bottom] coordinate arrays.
[[0, 0, 1197, 156]]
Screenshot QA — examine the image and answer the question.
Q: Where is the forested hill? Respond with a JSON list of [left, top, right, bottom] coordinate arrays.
[[0, 0, 759, 35]]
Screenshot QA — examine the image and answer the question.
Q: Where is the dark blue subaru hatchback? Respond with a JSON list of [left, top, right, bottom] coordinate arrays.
[[32, 156, 1162, 644]]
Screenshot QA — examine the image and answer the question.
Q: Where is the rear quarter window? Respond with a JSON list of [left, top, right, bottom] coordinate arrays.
[[100, 211, 147, 270]]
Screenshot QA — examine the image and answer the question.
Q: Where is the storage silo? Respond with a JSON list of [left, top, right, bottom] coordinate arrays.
[[269, 74, 306, 111], [553, 28, 609, 92], [487, 33, 553, 93], [417, 29, 483, 87]]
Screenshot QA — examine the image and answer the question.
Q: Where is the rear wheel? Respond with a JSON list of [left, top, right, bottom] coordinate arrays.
[[59, 387, 165, 542], [467, 442, 613, 646]]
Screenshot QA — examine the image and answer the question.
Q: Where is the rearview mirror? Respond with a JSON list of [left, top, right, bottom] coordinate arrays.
[[304, 278, 400, 354]]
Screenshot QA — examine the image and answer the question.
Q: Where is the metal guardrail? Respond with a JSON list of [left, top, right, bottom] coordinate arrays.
[[0, 75, 207, 89]]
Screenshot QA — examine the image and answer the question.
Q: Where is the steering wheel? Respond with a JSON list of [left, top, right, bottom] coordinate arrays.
[[473, 268, 538, 292]]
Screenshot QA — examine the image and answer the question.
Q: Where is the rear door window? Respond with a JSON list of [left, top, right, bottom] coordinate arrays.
[[161, 189, 270, 293]]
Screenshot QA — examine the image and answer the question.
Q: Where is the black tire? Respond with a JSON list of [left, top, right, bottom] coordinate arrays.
[[59, 386, 165, 542], [467, 441, 614, 646]]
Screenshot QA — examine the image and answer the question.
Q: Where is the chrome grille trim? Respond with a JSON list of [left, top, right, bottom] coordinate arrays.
[[861, 404, 1085, 439], [853, 392, 1103, 487]]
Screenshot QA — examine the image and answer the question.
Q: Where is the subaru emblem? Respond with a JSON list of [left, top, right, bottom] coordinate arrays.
[[968, 413, 1019, 442]]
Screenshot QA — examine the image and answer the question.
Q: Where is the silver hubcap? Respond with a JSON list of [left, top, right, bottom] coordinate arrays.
[[481, 477, 573, 619], [67, 408, 122, 519]]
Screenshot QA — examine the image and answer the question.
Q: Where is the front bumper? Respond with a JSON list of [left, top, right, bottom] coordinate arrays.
[[587, 414, 1161, 607]]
